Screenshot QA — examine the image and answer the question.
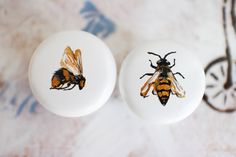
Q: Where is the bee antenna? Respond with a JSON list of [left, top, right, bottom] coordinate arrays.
[[164, 51, 176, 59], [147, 52, 162, 59]]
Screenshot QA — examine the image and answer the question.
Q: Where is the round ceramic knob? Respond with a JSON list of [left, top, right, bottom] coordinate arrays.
[[119, 41, 205, 124], [29, 31, 116, 117]]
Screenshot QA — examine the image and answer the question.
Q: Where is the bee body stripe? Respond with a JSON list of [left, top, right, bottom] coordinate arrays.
[[157, 84, 171, 91], [156, 78, 171, 105], [51, 68, 75, 88], [51, 75, 61, 88]]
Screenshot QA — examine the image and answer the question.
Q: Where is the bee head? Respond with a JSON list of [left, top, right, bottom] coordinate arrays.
[[157, 58, 170, 66], [148, 51, 176, 66], [75, 75, 86, 90]]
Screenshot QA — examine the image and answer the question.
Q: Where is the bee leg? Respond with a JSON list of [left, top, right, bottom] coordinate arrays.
[[54, 87, 67, 90], [170, 59, 176, 68], [140, 73, 154, 79], [173, 72, 185, 79], [51, 83, 67, 90], [53, 83, 70, 90], [64, 84, 76, 90], [62, 83, 72, 90], [57, 86, 70, 90], [152, 89, 157, 95], [149, 60, 157, 69]]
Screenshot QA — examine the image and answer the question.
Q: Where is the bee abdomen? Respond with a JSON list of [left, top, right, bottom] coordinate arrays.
[[157, 79, 171, 105], [51, 68, 72, 88], [157, 84, 171, 91], [62, 68, 71, 81], [157, 90, 170, 106], [51, 75, 61, 88]]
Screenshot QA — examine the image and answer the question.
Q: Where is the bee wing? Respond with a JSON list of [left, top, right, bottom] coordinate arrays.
[[168, 72, 185, 98], [60, 47, 80, 75], [74, 49, 83, 74], [140, 71, 160, 97]]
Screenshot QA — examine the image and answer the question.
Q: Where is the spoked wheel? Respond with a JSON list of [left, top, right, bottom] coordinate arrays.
[[203, 56, 236, 113]]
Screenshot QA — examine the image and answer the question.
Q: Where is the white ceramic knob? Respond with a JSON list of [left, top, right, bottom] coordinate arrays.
[[29, 31, 116, 117], [119, 41, 205, 124]]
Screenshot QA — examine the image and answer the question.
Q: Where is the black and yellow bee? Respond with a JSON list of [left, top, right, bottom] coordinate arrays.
[[140, 51, 185, 106], [50, 46, 86, 90]]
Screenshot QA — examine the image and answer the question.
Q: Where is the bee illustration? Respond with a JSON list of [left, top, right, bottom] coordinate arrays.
[[140, 51, 185, 106], [50, 46, 86, 90]]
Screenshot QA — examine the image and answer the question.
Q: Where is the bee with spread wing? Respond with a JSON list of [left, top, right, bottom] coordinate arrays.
[[140, 51, 185, 106], [50, 46, 86, 90]]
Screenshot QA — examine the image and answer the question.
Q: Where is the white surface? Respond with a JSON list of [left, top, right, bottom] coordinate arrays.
[[28, 31, 116, 117], [119, 41, 206, 124]]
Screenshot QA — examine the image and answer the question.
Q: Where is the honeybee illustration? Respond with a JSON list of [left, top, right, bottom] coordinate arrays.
[[50, 46, 86, 90], [140, 51, 185, 106]]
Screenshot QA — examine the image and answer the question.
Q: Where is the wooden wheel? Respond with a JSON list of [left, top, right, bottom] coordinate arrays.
[[203, 56, 236, 112]]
